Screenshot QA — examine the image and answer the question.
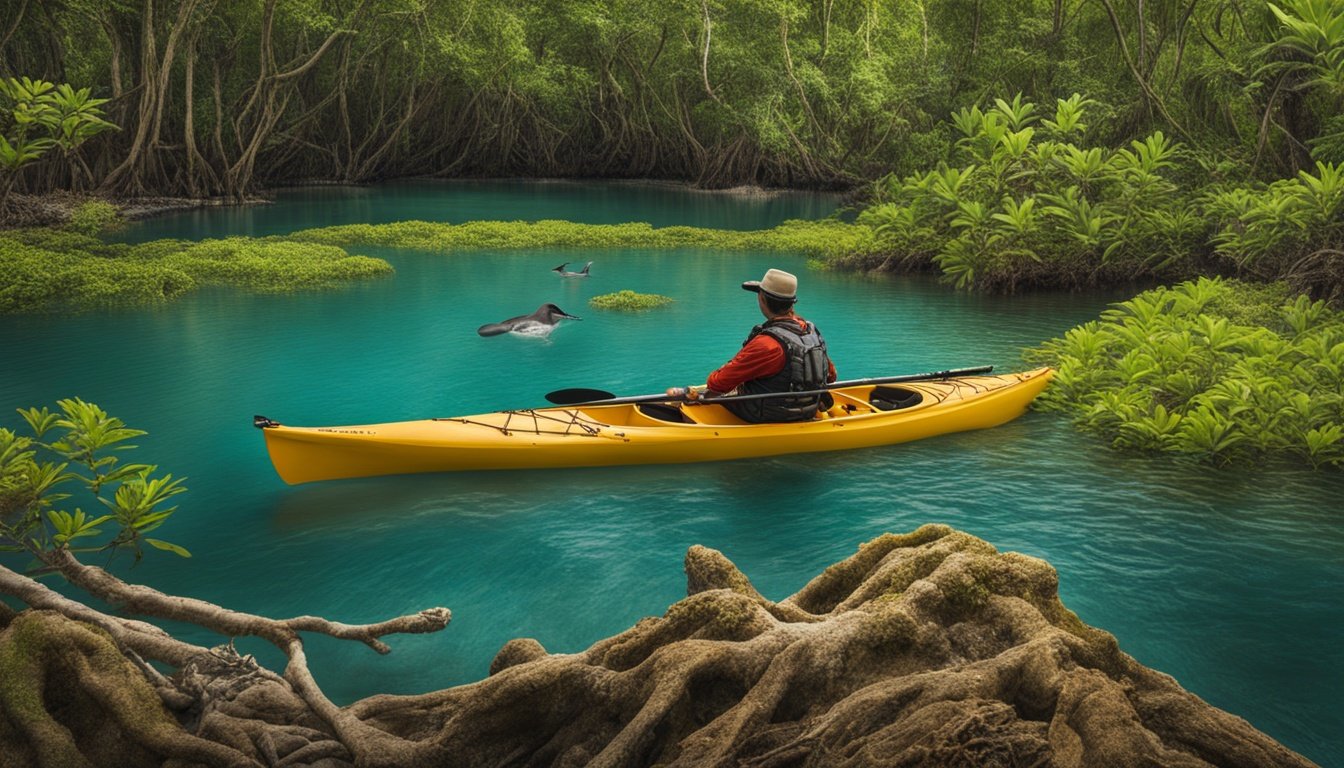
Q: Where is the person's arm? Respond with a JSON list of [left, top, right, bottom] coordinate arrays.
[[826, 357, 837, 384], [705, 335, 785, 394]]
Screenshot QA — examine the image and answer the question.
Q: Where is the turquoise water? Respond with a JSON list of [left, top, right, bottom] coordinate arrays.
[[4, 182, 1341, 767], [112, 179, 844, 242]]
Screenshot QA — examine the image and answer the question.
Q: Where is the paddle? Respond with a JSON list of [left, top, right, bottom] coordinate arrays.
[[543, 366, 995, 407]]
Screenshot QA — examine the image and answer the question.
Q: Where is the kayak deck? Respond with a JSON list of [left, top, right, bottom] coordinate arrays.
[[259, 368, 1053, 484]]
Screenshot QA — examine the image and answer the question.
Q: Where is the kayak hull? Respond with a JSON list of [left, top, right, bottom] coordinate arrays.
[[260, 368, 1053, 484]]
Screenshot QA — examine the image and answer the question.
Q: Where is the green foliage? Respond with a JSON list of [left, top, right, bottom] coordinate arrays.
[[1029, 277, 1344, 467], [0, 230, 392, 314], [588, 290, 674, 311], [0, 399, 190, 564], [844, 91, 1344, 298], [854, 94, 1202, 290], [0, 77, 59, 173], [16, 0, 1331, 197], [1259, 0, 1344, 97], [65, 200, 124, 236], [1204, 161, 1344, 297], [0, 77, 116, 205]]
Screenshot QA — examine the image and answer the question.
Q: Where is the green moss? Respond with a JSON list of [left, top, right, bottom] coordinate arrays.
[[0, 614, 60, 750], [589, 290, 674, 311], [936, 561, 994, 617], [664, 591, 763, 639], [854, 601, 917, 648], [1, 217, 876, 314]]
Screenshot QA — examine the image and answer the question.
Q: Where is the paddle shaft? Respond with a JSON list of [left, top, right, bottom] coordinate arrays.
[[553, 366, 994, 407]]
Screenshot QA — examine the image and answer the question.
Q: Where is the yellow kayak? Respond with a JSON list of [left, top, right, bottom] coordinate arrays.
[[256, 368, 1053, 484]]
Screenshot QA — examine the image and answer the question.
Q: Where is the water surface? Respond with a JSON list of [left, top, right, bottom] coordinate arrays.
[[4, 182, 1340, 766]]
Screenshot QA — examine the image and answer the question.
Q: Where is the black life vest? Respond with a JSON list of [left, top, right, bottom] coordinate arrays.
[[726, 317, 830, 423]]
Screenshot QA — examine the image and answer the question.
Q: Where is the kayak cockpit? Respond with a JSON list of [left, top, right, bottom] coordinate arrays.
[[578, 385, 930, 427]]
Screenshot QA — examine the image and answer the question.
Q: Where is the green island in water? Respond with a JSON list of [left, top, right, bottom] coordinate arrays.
[[1, 1, 1341, 766]]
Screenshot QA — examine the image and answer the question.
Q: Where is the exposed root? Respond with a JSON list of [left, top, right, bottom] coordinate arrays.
[[0, 524, 1316, 767], [354, 523, 1310, 767], [0, 611, 256, 767]]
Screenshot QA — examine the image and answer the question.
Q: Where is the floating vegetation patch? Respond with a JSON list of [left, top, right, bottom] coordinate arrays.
[[0, 230, 392, 314], [1028, 277, 1344, 468], [286, 218, 873, 261], [589, 290, 674, 311]]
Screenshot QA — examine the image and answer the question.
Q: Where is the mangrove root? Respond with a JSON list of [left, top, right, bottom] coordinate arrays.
[[0, 524, 1316, 767]]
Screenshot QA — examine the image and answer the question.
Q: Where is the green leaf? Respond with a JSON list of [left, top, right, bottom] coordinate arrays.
[[146, 538, 191, 558]]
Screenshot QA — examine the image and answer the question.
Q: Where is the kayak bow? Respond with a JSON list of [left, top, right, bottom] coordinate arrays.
[[256, 367, 1053, 484]]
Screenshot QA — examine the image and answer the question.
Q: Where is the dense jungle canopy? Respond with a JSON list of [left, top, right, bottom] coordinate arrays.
[[1, 0, 1340, 198]]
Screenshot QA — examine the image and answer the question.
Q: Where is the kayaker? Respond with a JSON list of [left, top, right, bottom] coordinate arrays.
[[670, 268, 836, 423]]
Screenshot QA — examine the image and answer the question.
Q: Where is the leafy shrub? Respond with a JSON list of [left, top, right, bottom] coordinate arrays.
[[589, 290, 674, 311], [0, 77, 116, 208], [846, 91, 1344, 300], [1, 399, 191, 561], [853, 93, 1203, 291], [65, 199, 124, 236], [1028, 277, 1344, 468], [1203, 161, 1344, 302]]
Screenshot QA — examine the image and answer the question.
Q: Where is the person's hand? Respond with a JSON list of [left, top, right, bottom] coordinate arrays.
[[665, 385, 708, 400]]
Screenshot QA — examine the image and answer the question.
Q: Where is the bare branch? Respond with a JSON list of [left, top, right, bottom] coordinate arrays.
[[45, 549, 450, 652]]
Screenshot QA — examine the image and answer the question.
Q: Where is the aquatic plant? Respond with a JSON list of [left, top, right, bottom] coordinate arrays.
[[64, 199, 123, 236], [288, 218, 875, 261], [589, 290, 674, 311], [0, 229, 392, 314], [1029, 277, 1344, 467]]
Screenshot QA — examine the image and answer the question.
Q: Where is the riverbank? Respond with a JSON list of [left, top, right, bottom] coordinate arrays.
[[0, 191, 273, 230]]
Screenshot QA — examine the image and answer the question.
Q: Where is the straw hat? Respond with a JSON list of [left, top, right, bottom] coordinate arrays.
[[742, 268, 798, 302]]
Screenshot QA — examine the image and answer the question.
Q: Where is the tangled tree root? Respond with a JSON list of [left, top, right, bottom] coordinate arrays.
[[0, 524, 1316, 767]]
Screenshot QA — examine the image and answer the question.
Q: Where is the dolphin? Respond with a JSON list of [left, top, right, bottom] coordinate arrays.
[[552, 261, 592, 278], [477, 303, 583, 337]]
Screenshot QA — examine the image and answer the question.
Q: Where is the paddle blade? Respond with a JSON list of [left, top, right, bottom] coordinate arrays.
[[545, 387, 618, 405]]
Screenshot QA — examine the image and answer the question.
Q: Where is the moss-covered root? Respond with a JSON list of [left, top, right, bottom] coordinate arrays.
[[352, 523, 1314, 768], [0, 610, 255, 768]]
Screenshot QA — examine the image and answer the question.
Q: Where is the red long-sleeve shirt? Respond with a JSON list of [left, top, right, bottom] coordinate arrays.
[[707, 316, 837, 394]]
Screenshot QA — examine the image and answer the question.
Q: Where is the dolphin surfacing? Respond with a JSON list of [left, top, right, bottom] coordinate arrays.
[[478, 303, 583, 337]]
